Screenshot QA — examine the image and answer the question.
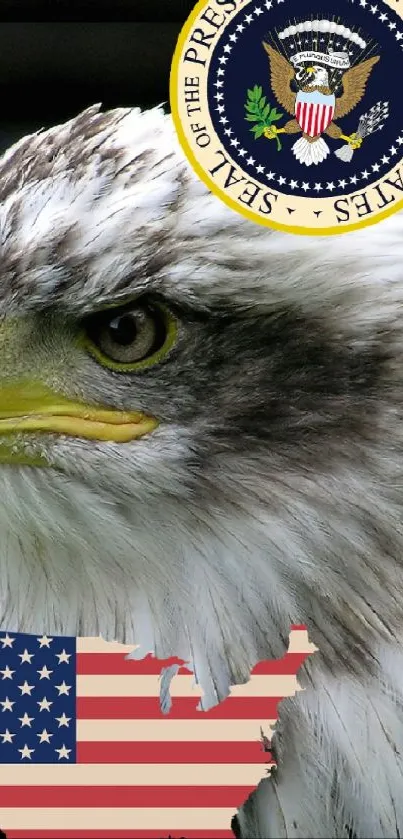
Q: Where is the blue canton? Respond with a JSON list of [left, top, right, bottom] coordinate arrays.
[[0, 633, 76, 763]]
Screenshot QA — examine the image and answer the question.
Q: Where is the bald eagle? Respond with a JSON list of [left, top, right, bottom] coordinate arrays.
[[0, 105, 403, 838]]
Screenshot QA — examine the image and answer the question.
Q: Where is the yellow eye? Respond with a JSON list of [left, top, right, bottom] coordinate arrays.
[[79, 300, 177, 372]]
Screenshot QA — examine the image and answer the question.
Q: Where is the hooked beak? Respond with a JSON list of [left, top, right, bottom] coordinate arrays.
[[0, 381, 159, 445]]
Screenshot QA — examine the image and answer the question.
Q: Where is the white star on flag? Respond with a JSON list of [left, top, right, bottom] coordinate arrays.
[[0, 666, 15, 680], [19, 649, 34, 664], [55, 744, 72, 760], [18, 713, 34, 728], [0, 697, 15, 712], [55, 681, 71, 696], [1, 634, 15, 648], [37, 729, 53, 744], [55, 712, 71, 728], [37, 635, 53, 648], [0, 729, 15, 743], [18, 744, 35, 760], [37, 696, 53, 712], [18, 681, 34, 696], [55, 649, 71, 664], [37, 665, 53, 680]]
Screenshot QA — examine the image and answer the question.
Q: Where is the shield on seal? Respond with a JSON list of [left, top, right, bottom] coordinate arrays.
[[295, 90, 336, 138]]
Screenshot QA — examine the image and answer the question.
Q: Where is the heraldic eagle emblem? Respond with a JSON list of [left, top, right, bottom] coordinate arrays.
[[260, 18, 382, 166]]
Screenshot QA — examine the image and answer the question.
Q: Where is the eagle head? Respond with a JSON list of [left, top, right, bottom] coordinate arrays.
[[305, 64, 330, 88], [0, 105, 402, 707]]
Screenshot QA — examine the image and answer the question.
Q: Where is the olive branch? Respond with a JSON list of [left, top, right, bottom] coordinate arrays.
[[244, 85, 284, 151]]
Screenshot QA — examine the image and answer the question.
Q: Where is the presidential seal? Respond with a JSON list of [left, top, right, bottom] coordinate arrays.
[[170, 0, 403, 235]]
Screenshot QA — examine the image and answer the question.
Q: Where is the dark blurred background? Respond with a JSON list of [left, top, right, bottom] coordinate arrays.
[[0, 0, 197, 154]]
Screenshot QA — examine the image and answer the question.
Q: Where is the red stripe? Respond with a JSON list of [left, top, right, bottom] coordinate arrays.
[[5, 832, 234, 839], [77, 651, 307, 676], [77, 653, 193, 675], [77, 740, 269, 763], [77, 696, 283, 719], [0, 785, 257, 808], [5, 833, 234, 839], [252, 652, 308, 674]]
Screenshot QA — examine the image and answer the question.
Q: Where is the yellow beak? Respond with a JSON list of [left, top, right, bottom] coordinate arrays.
[[0, 381, 158, 444], [306, 66, 315, 74]]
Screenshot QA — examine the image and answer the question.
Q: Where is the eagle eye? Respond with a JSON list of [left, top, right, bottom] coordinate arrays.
[[79, 300, 177, 372]]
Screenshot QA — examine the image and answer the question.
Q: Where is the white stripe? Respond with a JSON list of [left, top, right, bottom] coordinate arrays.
[[76, 718, 276, 741], [77, 673, 302, 697], [288, 630, 317, 654], [0, 762, 273, 786], [0, 807, 237, 829], [77, 629, 315, 655], [77, 637, 140, 653]]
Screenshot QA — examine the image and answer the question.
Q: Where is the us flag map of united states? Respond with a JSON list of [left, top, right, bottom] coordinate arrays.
[[0, 625, 315, 838]]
